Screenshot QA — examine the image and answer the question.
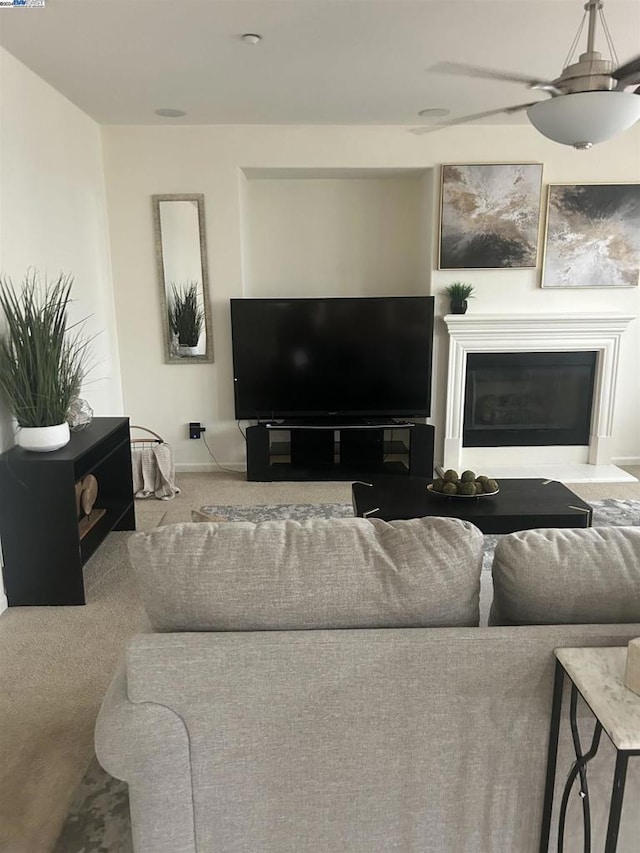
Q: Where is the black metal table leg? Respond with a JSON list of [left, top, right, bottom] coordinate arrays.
[[604, 752, 629, 853], [541, 650, 640, 853], [557, 684, 603, 852], [540, 661, 565, 852]]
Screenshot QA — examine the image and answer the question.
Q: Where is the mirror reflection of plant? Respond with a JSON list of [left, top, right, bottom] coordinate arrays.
[[168, 281, 204, 347], [0, 271, 92, 428]]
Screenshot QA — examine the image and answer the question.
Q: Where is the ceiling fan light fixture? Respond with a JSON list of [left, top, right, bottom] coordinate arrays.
[[527, 91, 640, 148]]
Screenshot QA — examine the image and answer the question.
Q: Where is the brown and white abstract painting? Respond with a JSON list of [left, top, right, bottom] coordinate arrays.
[[438, 163, 543, 269], [542, 183, 640, 288]]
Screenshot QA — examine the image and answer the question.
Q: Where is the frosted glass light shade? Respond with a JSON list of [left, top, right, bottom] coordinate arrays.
[[527, 91, 640, 148]]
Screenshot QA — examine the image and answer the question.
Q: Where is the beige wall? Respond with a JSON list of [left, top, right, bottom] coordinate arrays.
[[243, 173, 430, 297], [102, 123, 640, 470], [0, 48, 124, 612], [0, 49, 124, 430]]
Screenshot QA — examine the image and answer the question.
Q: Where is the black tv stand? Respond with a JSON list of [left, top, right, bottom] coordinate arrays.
[[245, 421, 434, 482]]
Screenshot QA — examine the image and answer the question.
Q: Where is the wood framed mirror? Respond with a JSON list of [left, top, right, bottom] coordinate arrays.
[[152, 193, 213, 363]]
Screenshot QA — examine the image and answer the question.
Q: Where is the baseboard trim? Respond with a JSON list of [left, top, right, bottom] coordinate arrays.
[[612, 457, 640, 467], [175, 462, 246, 473]]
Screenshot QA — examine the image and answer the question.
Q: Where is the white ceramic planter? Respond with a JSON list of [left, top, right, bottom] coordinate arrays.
[[178, 345, 198, 357], [17, 422, 70, 452]]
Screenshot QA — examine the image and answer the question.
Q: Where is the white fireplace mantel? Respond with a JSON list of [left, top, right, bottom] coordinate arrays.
[[443, 313, 635, 476]]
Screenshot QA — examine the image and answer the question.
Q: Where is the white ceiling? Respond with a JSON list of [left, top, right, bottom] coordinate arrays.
[[1, 0, 639, 126]]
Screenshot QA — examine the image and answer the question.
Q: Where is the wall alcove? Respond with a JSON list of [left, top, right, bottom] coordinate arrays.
[[238, 167, 434, 298]]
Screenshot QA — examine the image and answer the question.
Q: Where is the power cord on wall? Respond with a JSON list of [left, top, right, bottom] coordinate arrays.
[[200, 421, 247, 474]]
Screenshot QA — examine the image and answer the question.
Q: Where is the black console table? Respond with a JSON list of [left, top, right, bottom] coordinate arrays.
[[0, 417, 135, 606], [245, 421, 434, 482]]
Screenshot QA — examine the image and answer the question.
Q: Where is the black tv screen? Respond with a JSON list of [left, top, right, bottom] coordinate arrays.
[[230, 296, 434, 420]]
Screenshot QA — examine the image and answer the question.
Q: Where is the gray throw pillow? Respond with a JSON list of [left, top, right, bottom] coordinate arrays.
[[490, 526, 640, 625], [128, 516, 484, 631]]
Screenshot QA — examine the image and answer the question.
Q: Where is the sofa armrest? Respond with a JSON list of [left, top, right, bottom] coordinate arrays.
[[94, 656, 197, 853], [94, 659, 131, 781]]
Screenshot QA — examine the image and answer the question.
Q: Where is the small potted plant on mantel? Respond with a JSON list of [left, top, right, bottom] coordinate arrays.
[[444, 281, 475, 315], [0, 271, 92, 452], [168, 281, 204, 356]]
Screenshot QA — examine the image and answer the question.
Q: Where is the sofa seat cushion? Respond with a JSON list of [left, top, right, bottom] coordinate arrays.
[[490, 526, 640, 625], [127, 516, 484, 631]]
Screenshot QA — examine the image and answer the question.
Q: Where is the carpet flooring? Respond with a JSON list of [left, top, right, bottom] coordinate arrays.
[[0, 533, 146, 853], [52, 498, 640, 853]]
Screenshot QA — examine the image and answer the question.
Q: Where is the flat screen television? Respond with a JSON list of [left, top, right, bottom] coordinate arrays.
[[230, 296, 435, 421]]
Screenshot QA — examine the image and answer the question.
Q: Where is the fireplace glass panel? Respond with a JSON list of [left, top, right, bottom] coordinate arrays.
[[463, 351, 597, 447]]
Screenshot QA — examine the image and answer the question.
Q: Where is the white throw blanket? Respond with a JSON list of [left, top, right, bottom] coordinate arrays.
[[131, 442, 180, 501]]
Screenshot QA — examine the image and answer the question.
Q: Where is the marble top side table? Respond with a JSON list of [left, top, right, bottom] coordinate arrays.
[[539, 647, 640, 853]]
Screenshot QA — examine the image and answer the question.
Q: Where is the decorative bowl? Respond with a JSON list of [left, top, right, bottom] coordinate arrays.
[[427, 484, 500, 499]]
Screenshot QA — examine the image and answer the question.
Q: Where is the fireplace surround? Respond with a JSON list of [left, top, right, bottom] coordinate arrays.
[[443, 313, 635, 479]]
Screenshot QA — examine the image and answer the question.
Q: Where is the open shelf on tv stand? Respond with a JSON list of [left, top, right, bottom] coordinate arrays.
[[245, 421, 434, 482]]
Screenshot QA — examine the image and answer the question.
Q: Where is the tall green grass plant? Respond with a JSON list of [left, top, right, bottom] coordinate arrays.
[[0, 272, 91, 427]]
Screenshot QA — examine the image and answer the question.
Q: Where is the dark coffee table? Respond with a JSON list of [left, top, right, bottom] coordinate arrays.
[[351, 477, 593, 534]]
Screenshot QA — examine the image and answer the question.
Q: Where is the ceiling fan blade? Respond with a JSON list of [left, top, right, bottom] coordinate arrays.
[[410, 102, 539, 135], [613, 55, 640, 88], [429, 61, 553, 88]]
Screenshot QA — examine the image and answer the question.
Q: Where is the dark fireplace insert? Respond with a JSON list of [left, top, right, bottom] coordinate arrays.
[[463, 351, 597, 447]]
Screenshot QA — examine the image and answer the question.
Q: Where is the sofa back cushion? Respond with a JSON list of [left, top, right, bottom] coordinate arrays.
[[490, 526, 640, 625], [127, 516, 484, 631]]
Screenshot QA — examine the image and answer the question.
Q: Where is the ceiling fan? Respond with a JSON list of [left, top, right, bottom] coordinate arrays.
[[412, 0, 640, 149]]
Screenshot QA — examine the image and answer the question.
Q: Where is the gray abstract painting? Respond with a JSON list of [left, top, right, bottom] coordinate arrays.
[[542, 183, 640, 288], [438, 163, 543, 269]]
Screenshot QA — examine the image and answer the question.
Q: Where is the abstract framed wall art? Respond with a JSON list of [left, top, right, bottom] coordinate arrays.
[[541, 183, 640, 288], [438, 162, 543, 269]]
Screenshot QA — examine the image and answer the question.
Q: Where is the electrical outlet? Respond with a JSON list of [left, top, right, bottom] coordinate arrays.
[[189, 422, 206, 439]]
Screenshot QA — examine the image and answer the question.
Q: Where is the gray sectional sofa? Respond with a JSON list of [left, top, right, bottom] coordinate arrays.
[[95, 517, 640, 852]]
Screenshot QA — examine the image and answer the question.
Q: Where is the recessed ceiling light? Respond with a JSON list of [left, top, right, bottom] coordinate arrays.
[[241, 33, 262, 45], [418, 108, 450, 119], [155, 108, 186, 118]]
